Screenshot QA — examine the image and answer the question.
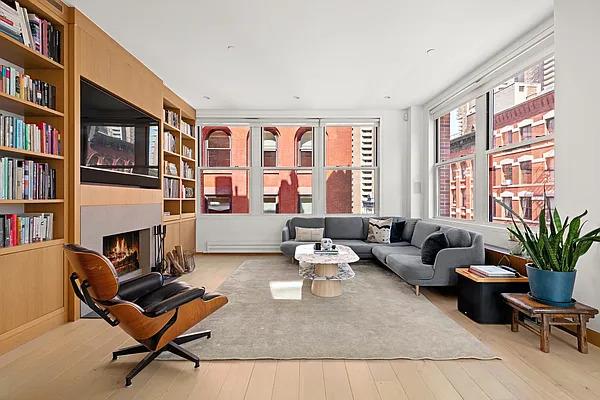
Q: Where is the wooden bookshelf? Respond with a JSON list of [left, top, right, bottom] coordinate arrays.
[[0, 0, 69, 355]]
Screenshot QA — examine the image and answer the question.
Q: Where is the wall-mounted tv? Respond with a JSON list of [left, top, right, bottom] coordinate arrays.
[[80, 79, 160, 189]]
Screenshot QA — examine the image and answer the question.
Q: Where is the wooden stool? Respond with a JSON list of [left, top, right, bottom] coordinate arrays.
[[502, 293, 598, 353]]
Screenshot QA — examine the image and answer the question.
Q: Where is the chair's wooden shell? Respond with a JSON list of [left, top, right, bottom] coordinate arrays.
[[64, 244, 228, 351]]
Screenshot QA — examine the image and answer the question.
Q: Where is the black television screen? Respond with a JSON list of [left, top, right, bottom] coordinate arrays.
[[80, 79, 160, 188]]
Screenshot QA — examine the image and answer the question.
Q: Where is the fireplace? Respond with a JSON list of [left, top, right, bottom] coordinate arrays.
[[103, 230, 141, 277]]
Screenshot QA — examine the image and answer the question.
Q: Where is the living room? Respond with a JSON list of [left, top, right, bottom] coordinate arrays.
[[1, 0, 600, 399]]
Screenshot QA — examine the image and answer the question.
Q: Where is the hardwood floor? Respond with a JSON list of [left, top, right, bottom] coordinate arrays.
[[1, 254, 600, 400]]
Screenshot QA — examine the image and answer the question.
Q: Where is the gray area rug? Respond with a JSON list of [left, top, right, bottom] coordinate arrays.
[[170, 258, 497, 360]]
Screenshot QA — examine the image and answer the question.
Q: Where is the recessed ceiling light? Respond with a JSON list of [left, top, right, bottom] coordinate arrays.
[[293, 96, 301, 100], [202, 96, 211, 100], [384, 95, 391, 100], [426, 48, 436, 55], [226, 44, 235, 50]]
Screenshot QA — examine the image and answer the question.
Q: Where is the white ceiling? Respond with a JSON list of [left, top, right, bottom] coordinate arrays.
[[69, 0, 553, 110]]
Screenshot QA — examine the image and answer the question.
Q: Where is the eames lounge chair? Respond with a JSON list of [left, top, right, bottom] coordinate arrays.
[[64, 244, 228, 386]]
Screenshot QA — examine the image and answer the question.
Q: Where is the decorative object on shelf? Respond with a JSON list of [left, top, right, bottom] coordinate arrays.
[[497, 194, 600, 305]]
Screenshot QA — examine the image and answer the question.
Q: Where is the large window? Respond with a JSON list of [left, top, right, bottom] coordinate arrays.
[[200, 120, 379, 215], [325, 125, 378, 214], [262, 126, 314, 214], [434, 99, 476, 220], [200, 125, 250, 214], [489, 56, 555, 224]]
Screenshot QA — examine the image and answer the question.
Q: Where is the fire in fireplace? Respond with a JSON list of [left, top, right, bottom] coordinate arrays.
[[103, 230, 140, 276]]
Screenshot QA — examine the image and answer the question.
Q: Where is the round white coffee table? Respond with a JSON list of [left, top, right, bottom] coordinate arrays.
[[294, 244, 359, 297]]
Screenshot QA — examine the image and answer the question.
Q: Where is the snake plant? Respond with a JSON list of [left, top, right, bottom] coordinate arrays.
[[496, 197, 600, 272]]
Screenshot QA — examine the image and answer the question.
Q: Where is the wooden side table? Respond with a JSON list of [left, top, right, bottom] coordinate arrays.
[[456, 268, 529, 324], [502, 293, 599, 353]]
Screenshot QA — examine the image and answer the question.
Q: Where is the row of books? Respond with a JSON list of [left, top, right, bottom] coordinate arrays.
[[0, 115, 61, 155], [164, 131, 177, 153], [163, 109, 179, 128], [1, 65, 57, 109], [182, 162, 193, 179], [0, 212, 53, 247], [0, 1, 61, 62], [181, 120, 193, 137], [0, 156, 56, 200], [163, 177, 180, 199], [182, 144, 193, 159]]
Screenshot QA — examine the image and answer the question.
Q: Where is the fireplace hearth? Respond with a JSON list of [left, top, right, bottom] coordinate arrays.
[[103, 230, 141, 276]]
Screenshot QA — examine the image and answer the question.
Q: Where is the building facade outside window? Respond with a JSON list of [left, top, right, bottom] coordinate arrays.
[[434, 99, 476, 220], [200, 125, 250, 214], [200, 120, 379, 216]]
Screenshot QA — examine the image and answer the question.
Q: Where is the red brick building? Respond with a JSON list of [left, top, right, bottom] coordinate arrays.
[[200, 125, 364, 214]]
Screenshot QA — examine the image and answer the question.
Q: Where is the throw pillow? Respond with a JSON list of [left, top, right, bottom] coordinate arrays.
[[421, 232, 450, 265], [295, 227, 324, 242], [366, 218, 393, 243], [390, 221, 406, 243], [445, 228, 472, 248]]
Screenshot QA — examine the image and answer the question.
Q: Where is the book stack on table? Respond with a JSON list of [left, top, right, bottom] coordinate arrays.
[[469, 265, 518, 278]]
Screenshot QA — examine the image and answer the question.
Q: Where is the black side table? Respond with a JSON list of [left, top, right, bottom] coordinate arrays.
[[456, 268, 529, 324]]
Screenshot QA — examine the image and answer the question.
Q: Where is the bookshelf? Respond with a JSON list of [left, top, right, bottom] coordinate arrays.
[[0, 0, 69, 354], [161, 97, 197, 223]]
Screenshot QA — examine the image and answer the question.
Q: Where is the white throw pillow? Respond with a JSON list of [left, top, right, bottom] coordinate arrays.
[[295, 227, 324, 242], [367, 218, 392, 243]]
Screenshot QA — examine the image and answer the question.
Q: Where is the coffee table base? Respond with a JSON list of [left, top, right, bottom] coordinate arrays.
[[311, 263, 343, 298]]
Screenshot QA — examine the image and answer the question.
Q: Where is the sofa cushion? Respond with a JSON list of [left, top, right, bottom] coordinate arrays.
[[410, 221, 441, 248], [371, 242, 411, 263], [366, 218, 393, 243], [333, 240, 379, 256], [281, 240, 303, 256], [325, 217, 365, 240], [446, 228, 472, 248], [390, 221, 406, 243], [421, 232, 450, 265], [287, 217, 324, 240], [295, 227, 324, 242], [401, 218, 420, 242], [386, 254, 435, 281]]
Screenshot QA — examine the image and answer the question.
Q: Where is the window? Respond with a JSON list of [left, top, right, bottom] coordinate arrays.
[[520, 196, 533, 220], [296, 129, 313, 167], [262, 129, 278, 167], [503, 196, 513, 218], [488, 55, 555, 224], [520, 160, 532, 184], [263, 126, 314, 214], [200, 126, 250, 213], [325, 125, 378, 214], [434, 99, 476, 220], [205, 130, 231, 167]]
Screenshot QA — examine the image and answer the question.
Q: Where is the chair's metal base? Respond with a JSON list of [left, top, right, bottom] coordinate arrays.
[[112, 330, 212, 386]]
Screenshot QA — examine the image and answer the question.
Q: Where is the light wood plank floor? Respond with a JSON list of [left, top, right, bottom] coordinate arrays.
[[2, 254, 600, 400]]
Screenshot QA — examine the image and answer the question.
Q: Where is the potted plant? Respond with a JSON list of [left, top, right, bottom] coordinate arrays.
[[497, 197, 600, 305]]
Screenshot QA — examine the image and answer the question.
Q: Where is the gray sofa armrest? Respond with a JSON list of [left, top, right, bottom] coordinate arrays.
[[282, 226, 290, 242], [432, 233, 485, 286]]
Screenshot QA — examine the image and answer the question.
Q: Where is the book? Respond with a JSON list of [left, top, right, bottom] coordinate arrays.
[[469, 265, 516, 278], [0, 212, 53, 247]]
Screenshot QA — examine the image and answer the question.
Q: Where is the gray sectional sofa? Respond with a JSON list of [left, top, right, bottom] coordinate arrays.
[[281, 216, 484, 292]]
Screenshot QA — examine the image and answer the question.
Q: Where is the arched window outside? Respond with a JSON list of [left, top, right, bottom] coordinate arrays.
[[263, 129, 278, 167], [297, 130, 313, 167], [205, 130, 231, 167]]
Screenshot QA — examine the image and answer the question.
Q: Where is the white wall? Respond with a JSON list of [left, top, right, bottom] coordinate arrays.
[[554, 0, 600, 330], [196, 109, 409, 252]]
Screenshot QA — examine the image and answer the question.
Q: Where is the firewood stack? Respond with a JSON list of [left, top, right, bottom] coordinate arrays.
[[163, 245, 195, 276]]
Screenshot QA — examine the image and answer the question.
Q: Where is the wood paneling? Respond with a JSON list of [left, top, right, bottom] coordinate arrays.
[[163, 222, 181, 255], [180, 218, 196, 252], [0, 244, 64, 335], [79, 185, 162, 206]]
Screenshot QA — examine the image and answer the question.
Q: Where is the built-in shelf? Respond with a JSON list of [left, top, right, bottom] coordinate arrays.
[[163, 174, 180, 180], [0, 146, 64, 160], [181, 177, 195, 182], [181, 213, 196, 220], [181, 155, 195, 163], [163, 214, 180, 222], [0, 199, 64, 204], [180, 132, 196, 141], [163, 150, 180, 158], [163, 122, 180, 132], [0, 91, 64, 117], [182, 198, 195, 201], [0, 238, 64, 257], [0, 31, 64, 70], [164, 197, 181, 201]]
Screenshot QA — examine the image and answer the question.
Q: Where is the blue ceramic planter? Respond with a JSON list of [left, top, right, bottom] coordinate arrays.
[[526, 264, 576, 305]]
